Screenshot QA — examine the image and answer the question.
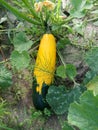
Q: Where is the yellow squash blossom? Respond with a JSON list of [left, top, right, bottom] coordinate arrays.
[[43, 0, 55, 10], [34, 2, 43, 12], [34, 0, 55, 12]]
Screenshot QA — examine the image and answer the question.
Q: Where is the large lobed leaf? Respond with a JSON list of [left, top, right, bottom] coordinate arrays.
[[46, 85, 83, 115], [46, 85, 68, 115], [13, 32, 33, 52], [10, 50, 30, 70], [68, 90, 98, 130], [83, 47, 98, 93], [70, 0, 93, 18]]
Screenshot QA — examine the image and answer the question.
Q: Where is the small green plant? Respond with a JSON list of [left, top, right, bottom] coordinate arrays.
[[0, 65, 12, 89], [0, 98, 13, 130], [43, 108, 52, 117]]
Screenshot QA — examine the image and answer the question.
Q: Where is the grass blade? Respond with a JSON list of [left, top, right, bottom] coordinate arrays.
[[21, 0, 39, 20]]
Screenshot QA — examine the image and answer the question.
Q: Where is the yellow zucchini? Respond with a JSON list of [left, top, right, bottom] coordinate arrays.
[[34, 34, 56, 94]]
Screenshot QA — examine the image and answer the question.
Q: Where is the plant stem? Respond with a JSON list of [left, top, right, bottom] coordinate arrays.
[[0, 47, 6, 61], [57, 49, 66, 67], [56, 0, 62, 18], [0, 59, 9, 64], [87, 17, 98, 22]]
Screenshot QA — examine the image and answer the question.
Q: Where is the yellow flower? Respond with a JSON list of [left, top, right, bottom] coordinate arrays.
[[34, 2, 43, 12], [34, 0, 55, 12], [43, 0, 55, 10]]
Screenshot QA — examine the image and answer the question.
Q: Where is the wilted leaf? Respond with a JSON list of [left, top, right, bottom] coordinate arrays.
[[10, 50, 30, 70], [0, 65, 12, 88], [13, 32, 33, 52], [68, 91, 98, 130]]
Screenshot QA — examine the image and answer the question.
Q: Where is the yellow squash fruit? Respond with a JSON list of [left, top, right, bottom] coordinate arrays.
[[34, 34, 56, 94]]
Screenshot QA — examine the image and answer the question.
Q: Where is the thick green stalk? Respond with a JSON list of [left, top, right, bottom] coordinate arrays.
[[0, 0, 41, 25], [56, 0, 62, 18]]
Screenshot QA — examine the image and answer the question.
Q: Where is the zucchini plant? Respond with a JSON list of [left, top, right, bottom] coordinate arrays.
[[0, 0, 97, 113]]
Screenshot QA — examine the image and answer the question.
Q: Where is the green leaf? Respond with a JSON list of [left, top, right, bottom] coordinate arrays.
[[73, 21, 85, 35], [62, 121, 75, 130], [70, 0, 86, 18], [70, 9, 86, 18], [10, 50, 30, 70], [70, 0, 93, 18], [66, 64, 77, 81], [83, 70, 96, 85], [46, 85, 68, 115], [46, 85, 83, 115], [0, 65, 12, 88], [67, 86, 83, 103], [57, 38, 71, 50], [68, 91, 98, 130], [56, 65, 66, 79], [85, 47, 98, 73], [70, 0, 86, 10], [84, 1, 93, 9], [13, 32, 33, 52], [86, 75, 98, 96]]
